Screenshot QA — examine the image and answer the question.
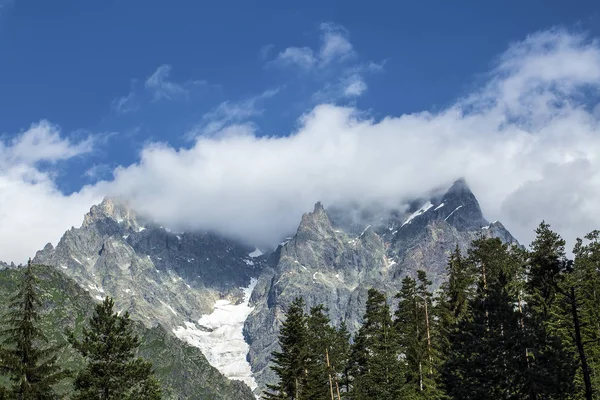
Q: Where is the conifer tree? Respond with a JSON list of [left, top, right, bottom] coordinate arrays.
[[569, 230, 600, 399], [304, 305, 335, 400], [331, 321, 350, 399], [349, 289, 405, 400], [523, 222, 576, 399], [435, 246, 475, 357], [442, 238, 530, 399], [67, 297, 161, 400], [264, 297, 309, 400], [0, 261, 68, 399], [395, 276, 423, 396], [395, 271, 443, 399]]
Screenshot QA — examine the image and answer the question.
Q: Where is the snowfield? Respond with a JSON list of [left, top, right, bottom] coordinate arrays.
[[173, 279, 258, 390]]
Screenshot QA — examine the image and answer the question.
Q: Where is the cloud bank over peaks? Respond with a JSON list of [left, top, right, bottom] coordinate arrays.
[[2, 28, 600, 263], [104, 28, 600, 252]]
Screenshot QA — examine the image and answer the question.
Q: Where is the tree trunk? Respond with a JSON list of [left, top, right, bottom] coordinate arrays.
[[419, 361, 423, 391], [570, 287, 593, 400], [424, 297, 433, 376], [335, 379, 342, 400], [325, 348, 335, 400]]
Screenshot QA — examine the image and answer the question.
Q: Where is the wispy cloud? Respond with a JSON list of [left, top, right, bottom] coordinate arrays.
[[273, 47, 316, 70], [259, 44, 275, 60], [111, 65, 211, 114], [190, 88, 281, 137], [111, 91, 139, 114], [144, 64, 208, 102], [313, 62, 384, 102], [145, 64, 190, 101], [342, 74, 367, 97], [270, 23, 354, 70], [269, 23, 381, 102], [318, 22, 355, 65]]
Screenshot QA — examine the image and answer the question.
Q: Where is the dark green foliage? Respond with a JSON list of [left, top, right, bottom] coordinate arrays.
[[0, 261, 68, 399], [263, 297, 309, 400], [522, 223, 576, 399], [67, 297, 161, 400], [349, 289, 406, 400], [0, 265, 253, 400], [261, 223, 600, 400], [442, 238, 529, 399], [570, 230, 600, 399], [395, 271, 443, 399], [332, 321, 351, 398]]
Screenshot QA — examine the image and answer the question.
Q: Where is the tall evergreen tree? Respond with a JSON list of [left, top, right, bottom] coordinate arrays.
[[67, 297, 161, 400], [442, 238, 530, 399], [0, 261, 68, 399], [304, 305, 335, 400], [264, 298, 309, 400], [331, 321, 351, 399], [523, 222, 576, 399], [570, 230, 600, 399], [395, 270, 443, 399], [349, 289, 406, 400], [435, 246, 476, 357]]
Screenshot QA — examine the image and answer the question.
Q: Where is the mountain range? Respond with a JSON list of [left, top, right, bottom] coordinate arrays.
[[0, 178, 517, 397]]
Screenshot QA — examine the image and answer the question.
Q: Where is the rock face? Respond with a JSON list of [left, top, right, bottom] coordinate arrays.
[[29, 179, 517, 396], [245, 179, 517, 391], [33, 198, 265, 391]]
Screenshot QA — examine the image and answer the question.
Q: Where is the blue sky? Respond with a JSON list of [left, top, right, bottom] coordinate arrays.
[[2, 1, 600, 262], [2, 0, 599, 192]]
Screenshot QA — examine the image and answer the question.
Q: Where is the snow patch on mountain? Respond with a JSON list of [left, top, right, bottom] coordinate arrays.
[[249, 248, 263, 257], [444, 205, 464, 221], [402, 201, 433, 227], [173, 278, 258, 391]]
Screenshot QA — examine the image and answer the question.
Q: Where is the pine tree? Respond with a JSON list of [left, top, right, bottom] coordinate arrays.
[[569, 230, 600, 399], [349, 289, 405, 400], [264, 297, 309, 400], [442, 238, 530, 399], [331, 321, 350, 399], [435, 246, 475, 356], [67, 297, 161, 400], [394, 271, 443, 399], [523, 222, 576, 399], [0, 261, 68, 399], [395, 276, 423, 396], [304, 305, 335, 400]]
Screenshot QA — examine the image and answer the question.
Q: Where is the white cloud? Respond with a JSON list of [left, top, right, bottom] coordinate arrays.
[[0, 122, 101, 263], [271, 23, 378, 102], [145, 64, 206, 101], [3, 28, 600, 263], [103, 29, 600, 251], [342, 74, 367, 97], [189, 88, 280, 136], [0, 121, 93, 166], [318, 22, 354, 65], [273, 47, 316, 70], [111, 91, 138, 114], [272, 22, 354, 70]]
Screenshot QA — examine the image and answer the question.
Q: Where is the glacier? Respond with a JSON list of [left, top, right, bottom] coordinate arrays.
[[173, 278, 258, 390]]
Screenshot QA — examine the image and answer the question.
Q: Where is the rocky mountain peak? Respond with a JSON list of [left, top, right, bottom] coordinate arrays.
[[81, 197, 143, 233], [295, 201, 334, 242], [438, 178, 486, 230]]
